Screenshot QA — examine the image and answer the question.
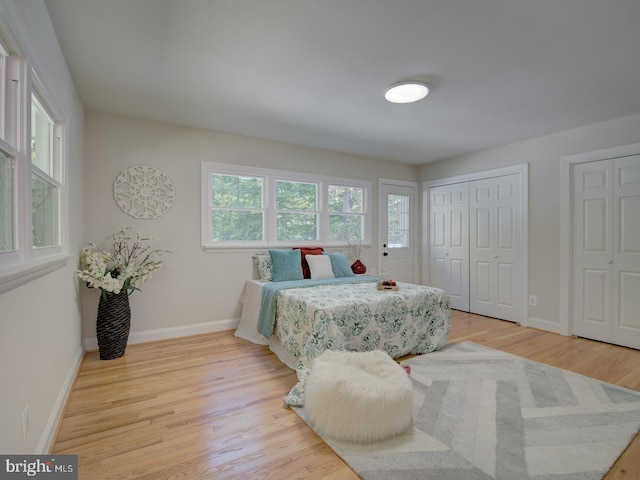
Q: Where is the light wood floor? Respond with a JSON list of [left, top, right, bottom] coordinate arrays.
[[52, 311, 640, 479]]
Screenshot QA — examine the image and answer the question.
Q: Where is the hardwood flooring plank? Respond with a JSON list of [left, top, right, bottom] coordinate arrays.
[[52, 313, 640, 479]]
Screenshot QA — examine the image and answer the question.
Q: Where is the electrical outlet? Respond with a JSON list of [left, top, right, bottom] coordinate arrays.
[[528, 295, 537, 306], [22, 405, 29, 442]]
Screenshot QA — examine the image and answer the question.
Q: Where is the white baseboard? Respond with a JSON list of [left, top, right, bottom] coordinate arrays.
[[83, 318, 240, 351], [37, 345, 84, 454], [527, 316, 566, 335]]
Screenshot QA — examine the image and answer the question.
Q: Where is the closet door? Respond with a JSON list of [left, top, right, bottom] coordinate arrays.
[[429, 183, 469, 311], [469, 174, 521, 322], [572, 160, 613, 341], [573, 155, 640, 349], [611, 156, 640, 348]]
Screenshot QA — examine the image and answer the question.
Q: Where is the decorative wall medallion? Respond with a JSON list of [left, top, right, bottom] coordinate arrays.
[[113, 165, 175, 219]]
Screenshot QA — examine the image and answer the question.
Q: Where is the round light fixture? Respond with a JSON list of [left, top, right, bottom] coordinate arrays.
[[384, 81, 429, 104]]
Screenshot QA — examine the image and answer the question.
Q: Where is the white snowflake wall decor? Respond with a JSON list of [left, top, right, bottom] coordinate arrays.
[[113, 165, 175, 219]]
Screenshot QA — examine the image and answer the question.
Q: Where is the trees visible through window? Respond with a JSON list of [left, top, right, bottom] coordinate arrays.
[[276, 180, 318, 242], [202, 163, 370, 247], [328, 185, 364, 242], [211, 173, 264, 242]]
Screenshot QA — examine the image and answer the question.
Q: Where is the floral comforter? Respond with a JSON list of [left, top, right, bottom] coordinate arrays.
[[273, 281, 451, 406]]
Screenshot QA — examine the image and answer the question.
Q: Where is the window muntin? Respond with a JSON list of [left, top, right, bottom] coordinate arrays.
[[202, 163, 370, 248], [210, 173, 265, 243], [387, 193, 410, 248]]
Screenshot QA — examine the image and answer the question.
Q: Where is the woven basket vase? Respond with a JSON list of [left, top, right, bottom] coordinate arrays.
[[96, 291, 131, 360]]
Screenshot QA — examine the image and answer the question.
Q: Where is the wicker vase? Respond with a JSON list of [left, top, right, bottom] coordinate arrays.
[[96, 291, 131, 360]]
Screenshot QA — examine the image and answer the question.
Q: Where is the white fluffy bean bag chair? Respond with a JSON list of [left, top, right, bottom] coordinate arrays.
[[304, 349, 413, 443]]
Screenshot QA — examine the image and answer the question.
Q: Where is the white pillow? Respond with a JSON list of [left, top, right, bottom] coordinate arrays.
[[306, 254, 335, 279]]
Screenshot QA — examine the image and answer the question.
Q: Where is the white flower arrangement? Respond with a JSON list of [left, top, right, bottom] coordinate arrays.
[[77, 227, 169, 298]]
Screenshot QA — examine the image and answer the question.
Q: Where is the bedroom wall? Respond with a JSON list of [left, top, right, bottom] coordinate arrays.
[[419, 112, 640, 334], [82, 112, 418, 346], [0, 0, 84, 453]]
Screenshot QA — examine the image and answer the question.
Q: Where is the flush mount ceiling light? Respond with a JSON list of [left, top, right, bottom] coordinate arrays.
[[384, 81, 429, 104]]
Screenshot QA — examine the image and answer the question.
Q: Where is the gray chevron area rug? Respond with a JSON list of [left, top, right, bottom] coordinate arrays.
[[292, 341, 640, 479]]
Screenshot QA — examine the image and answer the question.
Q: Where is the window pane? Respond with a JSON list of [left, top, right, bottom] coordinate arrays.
[[212, 174, 262, 208], [277, 212, 317, 241], [276, 180, 317, 210], [211, 210, 263, 242], [328, 185, 363, 213], [329, 213, 363, 241], [31, 97, 54, 176], [387, 194, 409, 248], [0, 150, 13, 251], [32, 173, 59, 248]]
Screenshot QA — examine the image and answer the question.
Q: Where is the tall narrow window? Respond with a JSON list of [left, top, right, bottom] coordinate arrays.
[[210, 173, 264, 242], [0, 42, 20, 264], [0, 149, 14, 252], [387, 194, 409, 247], [275, 180, 318, 242], [31, 93, 61, 248], [328, 184, 364, 241]]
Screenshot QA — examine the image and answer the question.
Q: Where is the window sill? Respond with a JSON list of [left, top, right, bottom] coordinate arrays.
[[0, 255, 71, 296]]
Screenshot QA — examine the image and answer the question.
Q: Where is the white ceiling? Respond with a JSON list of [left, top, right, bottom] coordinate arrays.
[[44, 0, 640, 165]]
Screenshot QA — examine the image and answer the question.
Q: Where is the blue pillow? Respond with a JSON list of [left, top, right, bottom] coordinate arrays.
[[269, 249, 304, 282], [323, 252, 355, 277]]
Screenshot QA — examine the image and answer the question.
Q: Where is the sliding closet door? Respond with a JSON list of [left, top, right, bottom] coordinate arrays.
[[469, 174, 521, 322], [429, 183, 469, 311]]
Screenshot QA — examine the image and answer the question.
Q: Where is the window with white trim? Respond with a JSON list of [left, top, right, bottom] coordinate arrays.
[[201, 162, 371, 248], [0, 27, 67, 276], [31, 91, 62, 249], [0, 40, 21, 267]]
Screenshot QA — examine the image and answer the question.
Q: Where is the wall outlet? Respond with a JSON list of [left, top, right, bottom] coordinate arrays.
[[22, 405, 29, 442], [528, 295, 537, 306]]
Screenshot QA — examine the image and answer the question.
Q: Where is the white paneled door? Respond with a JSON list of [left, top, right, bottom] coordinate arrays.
[[469, 174, 522, 322], [572, 155, 640, 349], [429, 183, 469, 311], [380, 182, 417, 283]]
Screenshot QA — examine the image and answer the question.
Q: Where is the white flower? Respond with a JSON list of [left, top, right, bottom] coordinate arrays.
[[77, 227, 169, 297]]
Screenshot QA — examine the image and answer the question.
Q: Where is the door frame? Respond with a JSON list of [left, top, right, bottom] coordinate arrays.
[[422, 163, 529, 325], [560, 142, 640, 336], [378, 178, 419, 284]]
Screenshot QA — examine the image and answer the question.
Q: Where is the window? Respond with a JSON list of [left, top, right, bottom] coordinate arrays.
[[0, 149, 14, 252], [0, 40, 20, 266], [0, 25, 67, 281], [211, 173, 264, 242], [328, 184, 364, 242], [275, 180, 318, 242], [202, 162, 370, 248], [387, 193, 409, 247], [31, 92, 61, 249]]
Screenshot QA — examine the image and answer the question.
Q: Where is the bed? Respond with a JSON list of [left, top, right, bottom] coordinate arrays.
[[235, 274, 451, 406]]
